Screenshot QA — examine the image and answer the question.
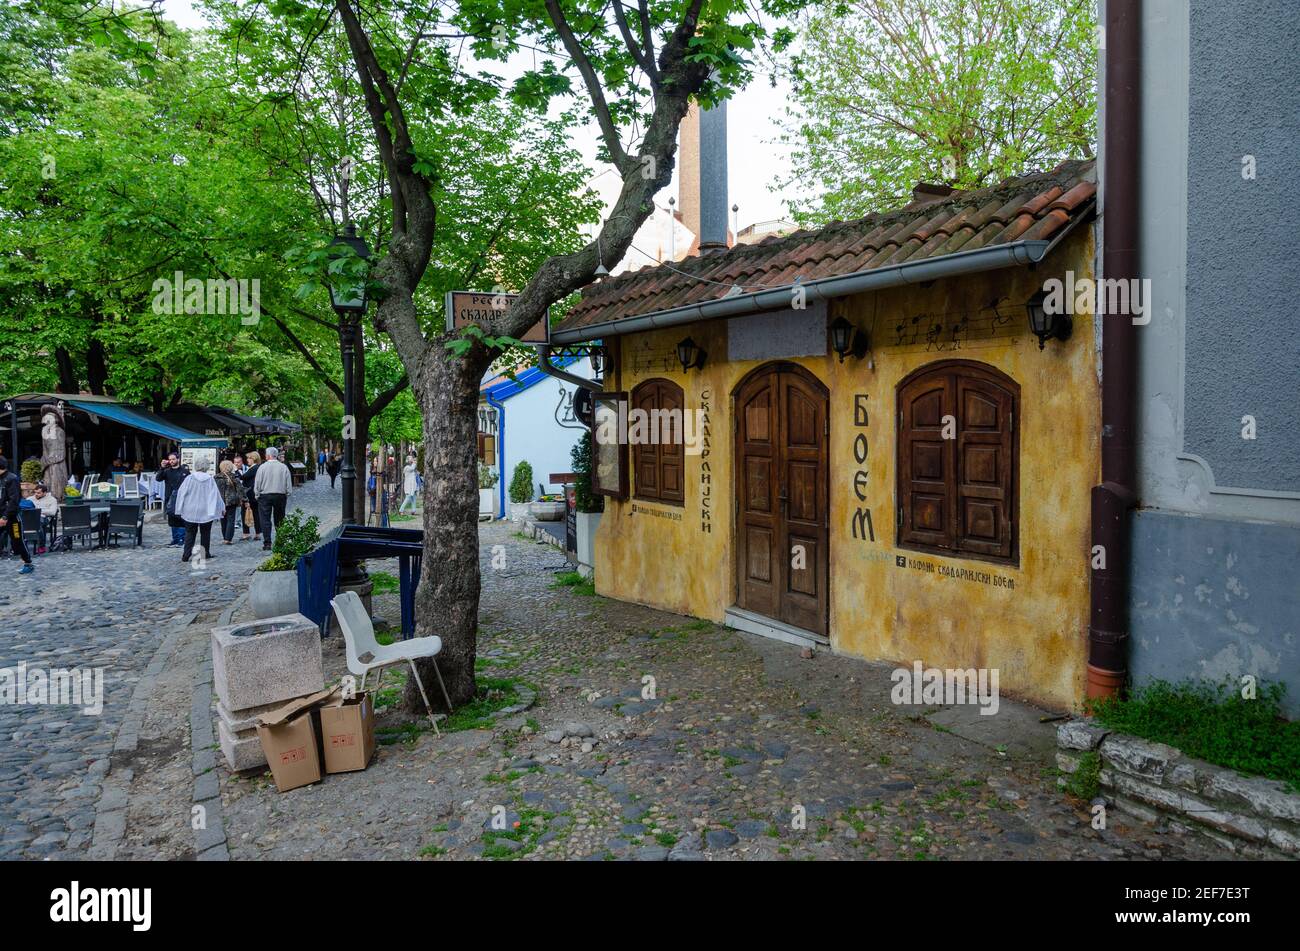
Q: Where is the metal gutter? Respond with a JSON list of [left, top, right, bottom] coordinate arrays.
[[549, 234, 1079, 345]]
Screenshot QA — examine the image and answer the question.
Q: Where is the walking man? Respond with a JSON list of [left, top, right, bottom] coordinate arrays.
[[253, 446, 292, 550], [155, 451, 190, 546], [0, 457, 34, 574]]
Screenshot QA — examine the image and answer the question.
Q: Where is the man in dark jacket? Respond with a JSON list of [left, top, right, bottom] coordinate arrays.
[[0, 457, 33, 573], [154, 451, 190, 546]]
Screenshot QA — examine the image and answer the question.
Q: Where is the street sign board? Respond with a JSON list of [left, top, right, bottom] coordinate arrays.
[[444, 290, 549, 344]]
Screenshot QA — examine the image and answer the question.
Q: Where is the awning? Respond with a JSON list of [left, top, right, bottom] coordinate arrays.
[[66, 399, 227, 447]]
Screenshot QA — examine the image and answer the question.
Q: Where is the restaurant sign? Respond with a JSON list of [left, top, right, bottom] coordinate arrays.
[[444, 290, 549, 344]]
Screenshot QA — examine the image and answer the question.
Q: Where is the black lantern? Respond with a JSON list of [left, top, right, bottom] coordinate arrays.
[[830, 316, 870, 362], [1025, 290, 1072, 350], [328, 223, 370, 314], [589, 346, 605, 378], [675, 336, 706, 372]]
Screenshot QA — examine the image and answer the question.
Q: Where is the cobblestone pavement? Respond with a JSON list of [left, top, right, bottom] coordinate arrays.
[[0, 475, 340, 860], [220, 520, 1233, 862]]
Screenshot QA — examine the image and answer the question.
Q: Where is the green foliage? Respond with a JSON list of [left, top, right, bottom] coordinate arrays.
[[551, 571, 595, 596], [508, 461, 534, 504], [370, 570, 399, 595], [1090, 679, 1300, 790], [778, 0, 1097, 224], [257, 509, 320, 571], [20, 460, 42, 483], [571, 430, 602, 513], [1064, 750, 1100, 800], [478, 463, 499, 489]]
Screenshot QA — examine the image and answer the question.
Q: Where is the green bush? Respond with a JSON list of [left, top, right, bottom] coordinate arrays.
[[1090, 679, 1300, 790], [571, 430, 603, 514], [508, 460, 533, 504], [257, 509, 321, 572], [20, 459, 42, 483], [478, 462, 499, 489]]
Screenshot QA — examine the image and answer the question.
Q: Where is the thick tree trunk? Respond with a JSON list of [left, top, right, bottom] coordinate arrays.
[[403, 341, 487, 712]]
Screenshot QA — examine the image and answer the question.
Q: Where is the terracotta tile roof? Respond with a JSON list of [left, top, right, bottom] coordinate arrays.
[[555, 159, 1095, 335]]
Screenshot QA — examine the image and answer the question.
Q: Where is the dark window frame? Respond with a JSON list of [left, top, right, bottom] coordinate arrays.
[[630, 377, 686, 507], [590, 391, 628, 500], [896, 360, 1019, 566]]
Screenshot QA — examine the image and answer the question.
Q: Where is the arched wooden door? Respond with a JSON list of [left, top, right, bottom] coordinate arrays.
[[734, 363, 829, 636]]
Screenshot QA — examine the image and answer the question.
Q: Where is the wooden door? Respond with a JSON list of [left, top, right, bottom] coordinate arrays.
[[735, 365, 829, 636]]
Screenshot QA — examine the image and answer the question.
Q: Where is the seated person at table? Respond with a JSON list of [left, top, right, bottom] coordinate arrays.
[[29, 483, 58, 553]]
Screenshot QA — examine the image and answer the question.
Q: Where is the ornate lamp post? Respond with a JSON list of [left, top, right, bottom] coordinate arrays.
[[328, 223, 369, 525]]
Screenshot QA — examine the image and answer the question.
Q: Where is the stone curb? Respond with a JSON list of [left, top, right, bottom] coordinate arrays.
[[519, 517, 565, 551], [189, 595, 245, 862], [89, 610, 197, 860]]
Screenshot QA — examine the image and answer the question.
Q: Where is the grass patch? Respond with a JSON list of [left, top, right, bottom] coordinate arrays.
[[1065, 750, 1101, 801], [550, 571, 596, 596], [1090, 679, 1300, 790], [370, 571, 400, 595], [441, 676, 526, 733]]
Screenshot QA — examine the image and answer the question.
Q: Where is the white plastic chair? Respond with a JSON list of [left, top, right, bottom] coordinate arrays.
[[330, 590, 452, 734], [121, 474, 140, 499]]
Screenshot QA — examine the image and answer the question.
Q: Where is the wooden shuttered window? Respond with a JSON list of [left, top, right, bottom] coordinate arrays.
[[897, 361, 1018, 564], [631, 378, 685, 506]]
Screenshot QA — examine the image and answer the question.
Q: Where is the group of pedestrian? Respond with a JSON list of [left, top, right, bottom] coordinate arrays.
[[155, 447, 294, 563]]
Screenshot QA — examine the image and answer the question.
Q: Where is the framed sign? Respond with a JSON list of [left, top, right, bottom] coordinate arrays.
[[444, 290, 549, 344], [590, 391, 627, 499], [180, 447, 217, 473]]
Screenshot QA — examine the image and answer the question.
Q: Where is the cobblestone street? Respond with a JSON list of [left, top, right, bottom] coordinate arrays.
[[0, 475, 340, 860], [1, 480, 1234, 861]]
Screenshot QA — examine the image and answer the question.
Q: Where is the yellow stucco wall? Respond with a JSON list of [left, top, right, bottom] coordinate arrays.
[[594, 230, 1098, 710]]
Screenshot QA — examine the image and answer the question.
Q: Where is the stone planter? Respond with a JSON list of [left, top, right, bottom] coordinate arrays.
[[479, 487, 498, 519], [509, 501, 531, 522], [576, 511, 602, 577], [528, 500, 565, 521], [249, 569, 300, 619], [211, 613, 325, 771], [20, 482, 35, 499]]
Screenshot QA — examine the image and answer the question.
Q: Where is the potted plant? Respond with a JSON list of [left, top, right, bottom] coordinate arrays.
[[249, 509, 320, 619], [19, 459, 42, 498], [571, 431, 603, 576], [478, 463, 499, 519], [508, 460, 534, 521]]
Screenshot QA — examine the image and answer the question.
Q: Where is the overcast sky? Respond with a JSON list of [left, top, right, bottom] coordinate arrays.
[[161, 1, 798, 234]]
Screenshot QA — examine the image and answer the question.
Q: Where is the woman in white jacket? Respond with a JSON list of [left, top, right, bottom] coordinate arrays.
[[400, 454, 419, 513], [174, 456, 226, 562]]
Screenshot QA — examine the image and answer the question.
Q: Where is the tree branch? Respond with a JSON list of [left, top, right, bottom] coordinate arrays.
[[544, 0, 633, 173]]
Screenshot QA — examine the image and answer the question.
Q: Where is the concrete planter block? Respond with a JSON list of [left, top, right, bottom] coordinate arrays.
[[509, 502, 531, 522], [211, 613, 324, 712], [1100, 734, 1179, 782], [528, 500, 565, 521], [248, 569, 300, 619], [218, 718, 267, 772]]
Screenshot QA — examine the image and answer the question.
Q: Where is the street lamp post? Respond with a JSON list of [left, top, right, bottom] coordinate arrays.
[[329, 223, 371, 589]]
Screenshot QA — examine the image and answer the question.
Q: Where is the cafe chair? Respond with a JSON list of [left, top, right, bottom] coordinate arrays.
[[18, 509, 42, 553], [330, 590, 452, 734], [59, 503, 97, 549], [107, 500, 144, 548]]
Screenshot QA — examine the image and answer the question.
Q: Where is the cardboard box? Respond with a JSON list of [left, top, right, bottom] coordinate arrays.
[[319, 692, 376, 773], [255, 686, 339, 793]]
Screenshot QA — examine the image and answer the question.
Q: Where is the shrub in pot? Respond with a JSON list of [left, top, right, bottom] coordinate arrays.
[[19, 459, 41, 497], [249, 510, 320, 619], [572, 432, 603, 573], [478, 463, 499, 518]]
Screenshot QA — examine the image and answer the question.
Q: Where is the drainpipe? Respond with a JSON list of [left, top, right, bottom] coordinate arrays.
[[1089, 0, 1141, 700], [486, 392, 507, 519]]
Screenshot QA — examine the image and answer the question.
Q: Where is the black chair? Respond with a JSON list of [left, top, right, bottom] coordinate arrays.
[[107, 500, 143, 548], [18, 508, 41, 553], [59, 504, 97, 549]]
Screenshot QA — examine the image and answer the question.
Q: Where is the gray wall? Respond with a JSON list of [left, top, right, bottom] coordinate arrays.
[[1129, 510, 1300, 718], [1126, 0, 1300, 712]]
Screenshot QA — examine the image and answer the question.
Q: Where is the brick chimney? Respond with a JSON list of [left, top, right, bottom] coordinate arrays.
[[678, 104, 701, 241]]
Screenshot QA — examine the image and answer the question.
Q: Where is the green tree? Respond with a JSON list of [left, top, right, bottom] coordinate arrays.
[[777, 0, 1096, 225]]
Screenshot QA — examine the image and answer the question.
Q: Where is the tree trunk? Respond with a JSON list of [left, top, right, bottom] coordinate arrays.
[[403, 344, 487, 712]]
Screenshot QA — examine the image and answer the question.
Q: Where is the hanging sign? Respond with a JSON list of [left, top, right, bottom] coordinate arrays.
[[444, 290, 549, 344]]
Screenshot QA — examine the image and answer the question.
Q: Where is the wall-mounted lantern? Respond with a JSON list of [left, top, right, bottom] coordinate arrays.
[[589, 346, 605, 378], [830, 316, 870, 362], [1025, 290, 1072, 350], [675, 336, 707, 372]]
